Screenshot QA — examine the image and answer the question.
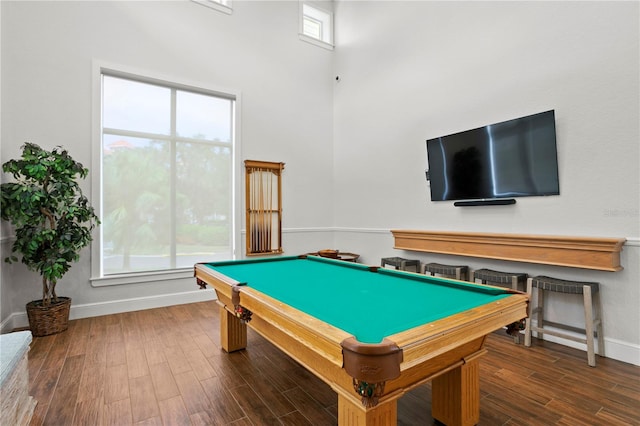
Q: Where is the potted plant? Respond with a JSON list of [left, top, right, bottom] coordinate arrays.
[[1, 143, 99, 336]]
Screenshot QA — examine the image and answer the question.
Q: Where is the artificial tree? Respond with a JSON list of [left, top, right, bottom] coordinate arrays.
[[1, 143, 99, 334]]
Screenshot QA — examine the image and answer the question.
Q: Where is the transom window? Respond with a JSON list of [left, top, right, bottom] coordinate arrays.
[[300, 2, 334, 49], [99, 71, 236, 276], [191, 0, 232, 15]]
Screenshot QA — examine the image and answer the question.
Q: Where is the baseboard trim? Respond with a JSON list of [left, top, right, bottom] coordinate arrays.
[[0, 289, 216, 334]]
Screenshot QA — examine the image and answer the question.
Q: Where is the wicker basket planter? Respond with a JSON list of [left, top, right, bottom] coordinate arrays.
[[26, 297, 71, 337]]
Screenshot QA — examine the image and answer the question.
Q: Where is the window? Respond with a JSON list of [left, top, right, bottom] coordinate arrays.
[[98, 70, 236, 277], [300, 2, 334, 49], [191, 0, 232, 15]]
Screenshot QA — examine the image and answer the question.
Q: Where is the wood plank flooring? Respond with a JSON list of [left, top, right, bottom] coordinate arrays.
[[22, 301, 640, 425]]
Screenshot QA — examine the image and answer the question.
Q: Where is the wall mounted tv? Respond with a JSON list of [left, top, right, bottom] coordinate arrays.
[[426, 110, 559, 207]]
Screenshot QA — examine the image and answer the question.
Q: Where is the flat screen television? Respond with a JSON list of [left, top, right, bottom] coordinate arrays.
[[426, 110, 559, 205]]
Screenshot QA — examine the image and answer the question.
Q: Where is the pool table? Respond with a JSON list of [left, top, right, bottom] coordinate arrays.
[[194, 255, 528, 426]]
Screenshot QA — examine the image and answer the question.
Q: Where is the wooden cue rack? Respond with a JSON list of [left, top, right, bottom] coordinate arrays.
[[245, 160, 285, 256]]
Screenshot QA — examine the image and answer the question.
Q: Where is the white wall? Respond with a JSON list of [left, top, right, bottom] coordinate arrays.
[[2, 1, 639, 366], [1, 1, 335, 328], [333, 1, 640, 365]]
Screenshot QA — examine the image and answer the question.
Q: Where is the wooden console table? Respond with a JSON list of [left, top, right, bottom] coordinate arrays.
[[391, 230, 626, 272]]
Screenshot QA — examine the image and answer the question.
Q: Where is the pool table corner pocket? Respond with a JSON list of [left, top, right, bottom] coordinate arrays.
[[341, 337, 403, 407], [231, 284, 252, 323]]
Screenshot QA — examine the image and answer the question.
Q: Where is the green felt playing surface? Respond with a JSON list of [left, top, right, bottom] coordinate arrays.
[[205, 256, 510, 344]]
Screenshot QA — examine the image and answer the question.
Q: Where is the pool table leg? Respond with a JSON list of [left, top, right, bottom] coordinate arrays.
[[218, 301, 247, 352], [431, 354, 481, 426], [337, 393, 397, 425]]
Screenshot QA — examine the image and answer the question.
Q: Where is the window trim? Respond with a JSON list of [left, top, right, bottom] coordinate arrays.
[[191, 0, 232, 15], [90, 61, 242, 286], [299, 1, 334, 50]]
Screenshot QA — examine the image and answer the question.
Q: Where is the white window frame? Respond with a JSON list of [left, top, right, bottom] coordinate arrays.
[[90, 61, 242, 286], [191, 0, 232, 15], [299, 1, 334, 50]]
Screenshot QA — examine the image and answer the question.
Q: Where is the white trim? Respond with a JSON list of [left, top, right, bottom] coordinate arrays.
[[282, 226, 336, 233], [241, 226, 392, 235], [90, 268, 193, 287], [91, 60, 103, 279], [191, 0, 232, 15], [601, 336, 640, 367], [330, 227, 391, 234], [285, 226, 389, 234], [9, 227, 638, 246], [329, 228, 640, 242], [0, 289, 216, 334], [624, 236, 640, 247], [298, 34, 335, 51]]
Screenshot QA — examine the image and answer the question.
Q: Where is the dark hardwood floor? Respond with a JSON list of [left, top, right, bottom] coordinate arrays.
[[23, 300, 640, 425]]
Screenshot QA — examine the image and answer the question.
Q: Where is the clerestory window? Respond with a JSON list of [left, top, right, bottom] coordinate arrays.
[[191, 0, 232, 15], [300, 2, 334, 49]]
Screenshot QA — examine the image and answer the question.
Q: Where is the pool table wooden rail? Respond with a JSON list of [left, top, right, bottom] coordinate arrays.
[[195, 262, 352, 364], [392, 293, 526, 368], [194, 261, 529, 426]]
